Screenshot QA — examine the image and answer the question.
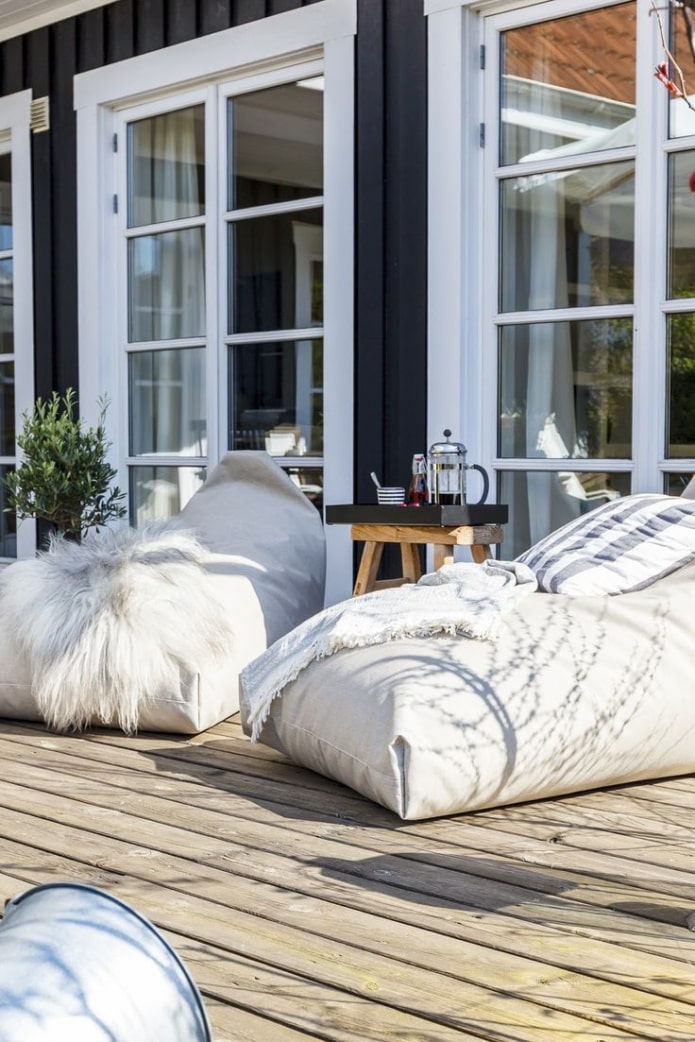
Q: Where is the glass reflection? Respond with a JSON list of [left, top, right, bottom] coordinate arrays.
[[129, 348, 206, 456], [229, 210, 323, 334], [667, 151, 695, 298], [0, 361, 15, 456], [0, 259, 12, 352], [500, 5, 635, 167], [0, 464, 16, 558], [228, 339, 323, 457], [500, 161, 634, 312], [228, 80, 323, 211], [285, 465, 323, 511], [667, 313, 695, 457], [499, 469, 631, 557], [130, 465, 206, 525], [664, 472, 695, 495], [498, 320, 632, 460], [0, 153, 11, 251], [128, 106, 205, 227], [669, 6, 695, 138], [129, 228, 205, 342]]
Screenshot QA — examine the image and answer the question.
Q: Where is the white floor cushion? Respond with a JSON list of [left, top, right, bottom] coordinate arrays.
[[242, 561, 695, 818], [0, 451, 325, 734]]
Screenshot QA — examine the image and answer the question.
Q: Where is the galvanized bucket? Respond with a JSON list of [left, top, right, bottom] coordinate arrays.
[[0, 882, 213, 1042]]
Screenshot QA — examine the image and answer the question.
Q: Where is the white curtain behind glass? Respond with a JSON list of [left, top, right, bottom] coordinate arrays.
[[524, 178, 582, 543], [131, 107, 206, 521]]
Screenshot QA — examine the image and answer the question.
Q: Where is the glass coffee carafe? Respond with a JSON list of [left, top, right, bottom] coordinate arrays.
[[428, 430, 490, 506]]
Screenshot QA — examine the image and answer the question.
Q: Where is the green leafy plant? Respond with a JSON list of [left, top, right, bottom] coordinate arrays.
[[3, 388, 127, 541]]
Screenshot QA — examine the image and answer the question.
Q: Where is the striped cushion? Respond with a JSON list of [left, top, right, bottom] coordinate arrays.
[[516, 494, 695, 595]]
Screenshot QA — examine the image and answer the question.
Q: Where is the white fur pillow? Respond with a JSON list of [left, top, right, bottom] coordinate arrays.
[[0, 525, 235, 733]]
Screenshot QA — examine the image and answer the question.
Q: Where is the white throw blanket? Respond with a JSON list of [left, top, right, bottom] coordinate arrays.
[[242, 560, 537, 740]]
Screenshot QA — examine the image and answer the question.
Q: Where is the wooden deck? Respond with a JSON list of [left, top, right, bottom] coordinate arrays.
[[0, 716, 693, 1041]]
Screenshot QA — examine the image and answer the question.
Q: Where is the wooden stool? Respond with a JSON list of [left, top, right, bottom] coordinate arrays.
[[350, 523, 504, 596]]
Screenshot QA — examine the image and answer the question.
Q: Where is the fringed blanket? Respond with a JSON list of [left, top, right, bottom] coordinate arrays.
[[242, 560, 538, 740]]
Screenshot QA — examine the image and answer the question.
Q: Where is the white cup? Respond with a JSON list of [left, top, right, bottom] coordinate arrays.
[[377, 486, 406, 505]]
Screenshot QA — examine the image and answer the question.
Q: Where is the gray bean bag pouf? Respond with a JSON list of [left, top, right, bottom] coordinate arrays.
[[0, 452, 325, 734], [241, 493, 695, 819]]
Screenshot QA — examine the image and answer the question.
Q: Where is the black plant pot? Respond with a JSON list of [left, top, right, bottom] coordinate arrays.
[[36, 520, 81, 550]]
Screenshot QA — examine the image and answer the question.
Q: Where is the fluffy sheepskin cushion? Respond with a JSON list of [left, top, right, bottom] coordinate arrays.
[[0, 525, 235, 733]]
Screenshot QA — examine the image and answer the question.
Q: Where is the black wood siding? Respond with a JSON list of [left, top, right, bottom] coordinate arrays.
[[0, 0, 428, 510], [355, 0, 427, 502]]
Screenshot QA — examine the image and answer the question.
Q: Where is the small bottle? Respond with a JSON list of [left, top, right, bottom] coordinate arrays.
[[408, 453, 429, 505]]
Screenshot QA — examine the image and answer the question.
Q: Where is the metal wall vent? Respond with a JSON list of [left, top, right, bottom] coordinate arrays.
[[30, 97, 50, 134]]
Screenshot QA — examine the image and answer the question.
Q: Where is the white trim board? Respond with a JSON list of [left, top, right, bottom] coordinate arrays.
[[0, 90, 36, 559], [0, 0, 120, 43], [74, 0, 356, 110]]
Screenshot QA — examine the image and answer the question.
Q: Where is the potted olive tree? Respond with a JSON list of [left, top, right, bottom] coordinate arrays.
[[3, 388, 127, 543]]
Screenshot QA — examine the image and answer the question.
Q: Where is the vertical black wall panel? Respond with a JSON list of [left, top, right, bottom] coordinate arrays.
[[268, 0, 297, 14], [200, 0, 232, 35], [355, 0, 427, 495], [28, 28, 54, 400], [136, 0, 166, 53], [233, 0, 269, 25], [167, 0, 198, 45], [52, 18, 78, 397], [383, 0, 427, 486], [77, 7, 106, 71], [1, 36, 25, 94], [106, 0, 135, 63], [355, 0, 386, 502]]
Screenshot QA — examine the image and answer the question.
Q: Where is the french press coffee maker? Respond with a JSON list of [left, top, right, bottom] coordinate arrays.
[[428, 430, 490, 506]]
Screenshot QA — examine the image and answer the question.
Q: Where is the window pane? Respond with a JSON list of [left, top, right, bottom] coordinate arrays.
[[500, 161, 634, 312], [127, 105, 205, 227], [664, 472, 694, 495], [229, 210, 323, 333], [499, 320, 632, 460], [667, 313, 695, 457], [499, 469, 631, 558], [0, 361, 14, 456], [129, 228, 205, 342], [129, 348, 206, 456], [669, 7, 695, 138], [0, 464, 16, 558], [667, 151, 695, 298], [500, 5, 635, 167], [285, 465, 323, 511], [130, 465, 206, 525], [228, 80, 323, 211], [0, 259, 13, 352], [0, 153, 11, 251], [228, 338, 323, 456]]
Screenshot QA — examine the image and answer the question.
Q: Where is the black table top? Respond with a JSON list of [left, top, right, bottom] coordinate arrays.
[[325, 503, 509, 526]]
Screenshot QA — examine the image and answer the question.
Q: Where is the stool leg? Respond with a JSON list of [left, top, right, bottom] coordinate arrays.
[[353, 542, 384, 596], [433, 544, 455, 571], [471, 544, 492, 564], [400, 543, 422, 584]]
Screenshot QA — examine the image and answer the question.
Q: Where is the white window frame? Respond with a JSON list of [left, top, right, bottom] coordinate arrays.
[[75, 0, 356, 604], [426, 0, 685, 529], [0, 89, 35, 562]]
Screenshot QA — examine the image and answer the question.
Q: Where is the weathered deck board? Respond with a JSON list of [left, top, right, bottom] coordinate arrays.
[[0, 719, 693, 1041]]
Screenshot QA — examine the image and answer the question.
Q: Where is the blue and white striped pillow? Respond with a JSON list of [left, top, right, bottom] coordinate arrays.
[[517, 494, 695, 595]]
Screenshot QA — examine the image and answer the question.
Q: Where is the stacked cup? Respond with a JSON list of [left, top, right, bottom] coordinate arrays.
[[377, 486, 406, 505]]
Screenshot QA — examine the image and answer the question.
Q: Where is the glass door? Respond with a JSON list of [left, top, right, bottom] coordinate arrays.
[[225, 77, 325, 508]]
